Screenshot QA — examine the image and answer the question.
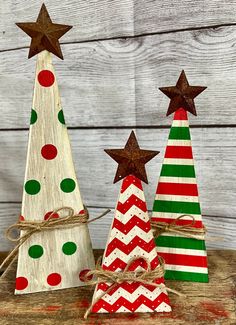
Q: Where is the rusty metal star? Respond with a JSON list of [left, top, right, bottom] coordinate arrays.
[[159, 70, 207, 116], [104, 131, 159, 184], [16, 3, 72, 59]]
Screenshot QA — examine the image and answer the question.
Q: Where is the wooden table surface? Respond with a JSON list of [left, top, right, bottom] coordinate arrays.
[[0, 250, 235, 325]]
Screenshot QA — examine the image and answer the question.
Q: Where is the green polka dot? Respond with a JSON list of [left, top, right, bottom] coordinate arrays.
[[25, 180, 41, 195], [60, 178, 76, 193], [62, 242, 77, 255], [28, 245, 44, 259], [30, 109, 37, 124], [58, 110, 65, 124]]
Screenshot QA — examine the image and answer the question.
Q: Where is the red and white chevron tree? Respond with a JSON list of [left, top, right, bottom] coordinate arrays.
[[90, 131, 171, 314]]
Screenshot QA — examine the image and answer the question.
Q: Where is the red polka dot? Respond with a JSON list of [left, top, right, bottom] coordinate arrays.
[[47, 273, 62, 286], [79, 269, 92, 282], [15, 277, 28, 290], [44, 211, 59, 220], [79, 209, 85, 215], [41, 144, 57, 160], [38, 70, 55, 87], [19, 215, 25, 221]]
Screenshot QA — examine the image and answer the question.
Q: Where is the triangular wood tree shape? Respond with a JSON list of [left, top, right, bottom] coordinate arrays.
[[90, 131, 171, 313], [15, 5, 95, 294], [151, 71, 209, 282]]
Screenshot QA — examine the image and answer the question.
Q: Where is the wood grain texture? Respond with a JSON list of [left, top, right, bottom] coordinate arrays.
[[2, 26, 236, 128], [0, 205, 236, 252], [0, 128, 235, 217], [2, 0, 236, 51], [0, 252, 8, 265], [15, 50, 95, 294], [0, 250, 235, 324], [0, 0, 235, 254]]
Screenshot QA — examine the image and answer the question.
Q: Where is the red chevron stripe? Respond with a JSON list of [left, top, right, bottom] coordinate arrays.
[[159, 252, 208, 268], [92, 292, 170, 313], [165, 146, 193, 159], [151, 217, 203, 228], [173, 108, 188, 120], [156, 182, 198, 196], [97, 276, 165, 295], [103, 255, 160, 272], [112, 216, 151, 234], [121, 175, 143, 193], [105, 237, 156, 257], [116, 194, 147, 214]]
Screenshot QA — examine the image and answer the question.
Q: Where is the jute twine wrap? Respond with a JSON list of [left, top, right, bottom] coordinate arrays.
[[0, 206, 110, 273], [151, 214, 206, 240], [83, 255, 184, 319]]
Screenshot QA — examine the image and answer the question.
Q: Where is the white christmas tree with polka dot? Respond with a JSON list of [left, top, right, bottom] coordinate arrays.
[[15, 5, 95, 294]]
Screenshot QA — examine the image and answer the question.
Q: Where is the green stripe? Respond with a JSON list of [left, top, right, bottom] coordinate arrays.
[[160, 164, 195, 177], [155, 236, 206, 250], [153, 200, 201, 214], [164, 270, 209, 282], [169, 127, 190, 140]]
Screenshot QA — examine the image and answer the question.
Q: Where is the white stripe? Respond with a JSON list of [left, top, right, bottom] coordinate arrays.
[[159, 177, 196, 184], [110, 226, 153, 244], [152, 211, 202, 221], [154, 302, 172, 312], [133, 305, 153, 312], [95, 291, 171, 313], [114, 206, 149, 223], [118, 184, 145, 204], [152, 231, 205, 240], [132, 301, 171, 313], [167, 139, 191, 146], [95, 286, 164, 304], [97, 308, 109, 313], [97, 303, 171, 313], [103, 247, 158, 269], [163, 158, 194, 165], [165, 264, 208, 274], [155, 194, 199, 203], [157, 246, 207, 256], [97, 281, 164, 305], [116, 306, 131, 312], [172, 120, 189, 127]]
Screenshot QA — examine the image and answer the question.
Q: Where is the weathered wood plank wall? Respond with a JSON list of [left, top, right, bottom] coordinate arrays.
[[0, 0, 236, 250]]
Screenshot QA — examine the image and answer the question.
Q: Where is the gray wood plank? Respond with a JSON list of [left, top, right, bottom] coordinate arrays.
[[1, 26, 236, 128], [0, 45, 136, 128], [0, 204, 235, 250], [0, 128, 235, 218], [2, 0, 236, 51]]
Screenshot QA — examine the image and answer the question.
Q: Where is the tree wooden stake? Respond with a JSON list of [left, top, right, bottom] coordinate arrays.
[[90, 131, 171, 314], [14, 4, 95, 294], [151, 70, 208, 282]]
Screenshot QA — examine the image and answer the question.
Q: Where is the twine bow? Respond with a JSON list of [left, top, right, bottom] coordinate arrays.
[[84, 255, 184, 319], [0, 207, 110, 273], [151, 214, 206, 240]]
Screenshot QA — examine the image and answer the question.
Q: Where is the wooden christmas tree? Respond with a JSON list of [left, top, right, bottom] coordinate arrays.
[[14, 4, 95, 294], [151, 70, 208, 282], [90, 131, 171, 314]]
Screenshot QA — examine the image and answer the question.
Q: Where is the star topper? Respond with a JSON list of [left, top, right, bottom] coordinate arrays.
[[105, 131, 159, 184], [16, 3, 72, 59], [159, 70, 207, 116]]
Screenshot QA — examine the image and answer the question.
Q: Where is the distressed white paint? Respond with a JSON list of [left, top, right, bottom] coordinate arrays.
[[16, 51, 95, 294]]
